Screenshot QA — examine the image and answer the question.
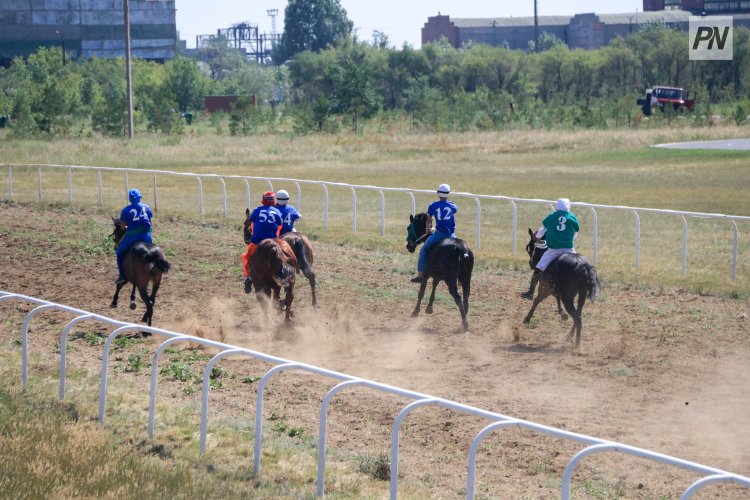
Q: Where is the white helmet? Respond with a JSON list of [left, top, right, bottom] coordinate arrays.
[[437, 183, 450, 197], [276, 189, 290, 205], [556, 198, 571, 212]]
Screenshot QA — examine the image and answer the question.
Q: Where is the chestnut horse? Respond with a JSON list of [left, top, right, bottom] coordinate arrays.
[[250, 238, 298, 322], [244, 209, 317, 306], [110, 219, 170, 327], [523, 228, 600, 348], [406, 213, 473, 332]]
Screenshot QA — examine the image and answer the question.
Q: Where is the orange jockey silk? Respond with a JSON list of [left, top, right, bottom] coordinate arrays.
[[241, 222, 281, 277]]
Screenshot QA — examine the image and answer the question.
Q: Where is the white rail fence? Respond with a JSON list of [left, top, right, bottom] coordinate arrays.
[[1, 290, 749, 499], [2, 163, 749, 280]]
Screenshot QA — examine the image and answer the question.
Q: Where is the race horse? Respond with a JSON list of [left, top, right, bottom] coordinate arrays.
[[244, 208, 317, 306], [523, 228, 600, 348], [250, 238, 298, 323], [110, 218, 170, 327], [406, 213, 474, 332]]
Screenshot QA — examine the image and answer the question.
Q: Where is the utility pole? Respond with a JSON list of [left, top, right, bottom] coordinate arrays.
[[534, 0, 539, 52], [267, 9, 278, 49], [124, 0, 134, 138], [55, 30, 66, 65]]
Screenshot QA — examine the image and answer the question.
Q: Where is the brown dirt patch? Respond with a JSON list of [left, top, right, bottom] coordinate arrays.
[[1, 203, 749, 498]]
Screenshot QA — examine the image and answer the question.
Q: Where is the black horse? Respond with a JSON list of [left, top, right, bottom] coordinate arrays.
[[243, 209, 317, 306], [110, 218, 170, 327], [406, 213, 474, 332], [523, 228, 600, 348]]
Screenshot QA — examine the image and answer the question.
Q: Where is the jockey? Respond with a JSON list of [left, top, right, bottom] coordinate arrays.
[[242, 191, 283, 293], [411, 183, 457, 283], [521, 197, 579, 300], [115, 188, 153, 285], [274, 189, 301, 235]]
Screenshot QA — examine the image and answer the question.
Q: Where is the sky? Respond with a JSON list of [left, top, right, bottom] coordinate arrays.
[[176, 0, 645, 49]]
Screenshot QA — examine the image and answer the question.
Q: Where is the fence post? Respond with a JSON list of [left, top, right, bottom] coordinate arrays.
[[152, 174, 158, 212], [219, 177, 227, 217], [681, 215, 688, 274], [67, 168, 73, 206], [589, 206, 598, 264], [196, 176, 204, 215], [351, 187, 357, 232], [731, 219, 738, 281], [7, 166, 11, 201], [97, 170, 103, 207], [379, 190, 385, 237], [322, 184, 329, 229], [124, 171, 129, 202], [37, 168, 43, 202], [510, 200, 518, 255], [633, 210, 641, 268], [295, 182, 302, 212], [475, 197, 481, 249]]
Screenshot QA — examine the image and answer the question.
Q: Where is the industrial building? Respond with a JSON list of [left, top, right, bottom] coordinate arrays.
[[423, 0, 750, 50], [0, 0, 177, 66]]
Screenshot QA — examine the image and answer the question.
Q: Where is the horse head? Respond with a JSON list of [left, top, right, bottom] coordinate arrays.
[[526, 227, 547, 270], [406, 213, 430, 253], [111, 217, 127, 249], [243, 208, 252, 244]]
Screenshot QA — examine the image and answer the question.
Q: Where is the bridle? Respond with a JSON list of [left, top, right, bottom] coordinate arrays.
[[406, 215, 430, 250]]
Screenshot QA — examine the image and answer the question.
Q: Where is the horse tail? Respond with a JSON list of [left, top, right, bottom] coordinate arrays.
[[273, 245, 296, 288], [291, 236, 312, 275], [586, 264, 600, 303], [144, 246, 171, 274]]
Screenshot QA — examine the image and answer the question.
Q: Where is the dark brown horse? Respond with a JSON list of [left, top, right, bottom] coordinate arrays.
[[250, 238, 297, 323], [110, 218, 170, 327], [406, 213, 473, 332], [523, 228, 600, 348], [244, 209, 317, 306]]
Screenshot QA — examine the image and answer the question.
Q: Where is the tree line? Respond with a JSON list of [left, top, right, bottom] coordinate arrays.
[[1, 21, 749, 138]]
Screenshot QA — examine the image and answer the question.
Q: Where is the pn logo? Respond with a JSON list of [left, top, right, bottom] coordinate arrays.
[[689, 16, 733, 60]]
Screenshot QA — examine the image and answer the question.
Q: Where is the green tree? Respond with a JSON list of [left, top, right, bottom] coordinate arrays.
[[164, 57, 209, 112], [274, 0, 354, 63]]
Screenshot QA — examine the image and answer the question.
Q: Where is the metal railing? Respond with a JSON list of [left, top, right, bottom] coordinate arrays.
[[2, 163, 748, 280], [2, 290, 749, 499]]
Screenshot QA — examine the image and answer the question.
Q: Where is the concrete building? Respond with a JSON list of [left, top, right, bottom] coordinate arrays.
[[644, 0, 750, 14], [422, 9, 750, 50], [0, 0, 177, 66]]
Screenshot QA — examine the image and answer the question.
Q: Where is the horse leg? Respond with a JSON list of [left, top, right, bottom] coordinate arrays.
[[560, 292, 581, 347], [460, 272, 471, 315], [136, 285, 153, 326], [446, 278, 469, 333], [283, 285, 294, 323], [303, 269, 317, 307], [272, 285, 285, 311], [110, 281, 126, 308], [129, 284, 137, 311], [523, 281, 552, 324], [144, 276, 161, 329], [425, 279, 440, 314], [411, 280, 428, 317], [556, 294, 568, 321]]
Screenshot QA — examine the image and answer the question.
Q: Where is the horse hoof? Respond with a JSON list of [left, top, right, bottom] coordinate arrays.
[[411, 311, 419, 318], [129, 302, 137, 311], [522, 317, 531, 325], [110, 302, 117, 309], [561, 314, 569, 321], [425, 307, 433, 314]]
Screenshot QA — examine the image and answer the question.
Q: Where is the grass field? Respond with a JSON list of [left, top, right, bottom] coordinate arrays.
[[2, 126, 750, 498], [2, 125, 750, 296]]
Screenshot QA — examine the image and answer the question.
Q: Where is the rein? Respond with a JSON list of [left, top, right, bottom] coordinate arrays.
[[407, 220, 430, 247]]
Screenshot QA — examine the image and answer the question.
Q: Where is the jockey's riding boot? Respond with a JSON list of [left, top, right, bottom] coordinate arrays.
[[520, 269, 541, 300], [243, 277, 252, 294], [411, 272, 424, 283]]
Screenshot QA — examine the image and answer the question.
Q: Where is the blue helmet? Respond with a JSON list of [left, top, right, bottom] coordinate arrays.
[[128, 188, 142, 203]]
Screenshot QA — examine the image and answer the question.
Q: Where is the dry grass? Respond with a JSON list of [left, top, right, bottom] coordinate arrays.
[[2, 125, 749, 296]]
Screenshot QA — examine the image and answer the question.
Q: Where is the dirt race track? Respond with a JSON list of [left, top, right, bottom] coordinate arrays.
[[1, 203, 749, 498]]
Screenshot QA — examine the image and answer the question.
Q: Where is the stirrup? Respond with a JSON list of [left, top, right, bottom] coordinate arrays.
[[115, 277, 126, 286], [520, 290, 534, 300], [243, 277, 253, 294]]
